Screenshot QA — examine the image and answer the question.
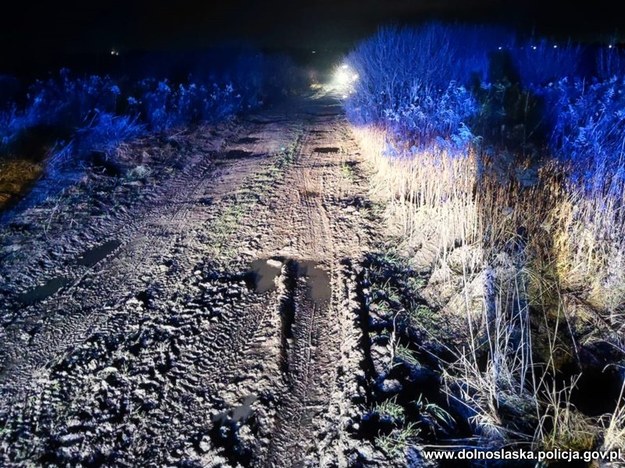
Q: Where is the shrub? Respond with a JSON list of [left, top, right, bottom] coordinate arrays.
[[25, 69, 121, 129], [74, 111, 145, 156], [510, 39, 584, 87], [536, 76, 625, 193], [344, 23, 510, 150]]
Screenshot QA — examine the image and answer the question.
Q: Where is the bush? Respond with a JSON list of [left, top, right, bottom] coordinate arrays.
[[74, 112, 145, 156], [344, 23, 511, 151], [510, 39, 584, 87], [25, 69, 121, 128], [536, 76, 625, 194]]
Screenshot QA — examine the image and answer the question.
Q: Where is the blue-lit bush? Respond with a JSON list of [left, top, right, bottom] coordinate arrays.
[[0, 50, 302, 219], [129, 79, 245, 132], [380, 84, 478, 151], [25, 70, 121, 128], [0, 70, 122, 155], [0, 106, 24, 149], [344, 24, 622, 157], [0, 50, 298, 160], [74, 112, 145, 155], [344, 24, 512, 151], [509, 40, 584, 87], [536, 76, 625, 194]]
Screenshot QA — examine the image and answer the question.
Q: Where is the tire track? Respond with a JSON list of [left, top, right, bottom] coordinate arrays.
[[0, 95, 381, 466]]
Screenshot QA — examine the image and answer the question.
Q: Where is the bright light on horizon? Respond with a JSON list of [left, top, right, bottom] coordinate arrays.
[[331, 63, 359, 97]]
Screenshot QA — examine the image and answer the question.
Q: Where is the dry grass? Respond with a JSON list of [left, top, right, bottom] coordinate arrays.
[[535, 375, 598, 452], [352, 126, 481, 269], [352, 124, 625, 453], [550, 177, 625, 312], [602, 379, 625, 452]]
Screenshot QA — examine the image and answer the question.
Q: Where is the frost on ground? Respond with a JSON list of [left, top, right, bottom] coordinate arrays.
[[0, 94, 400, 466]]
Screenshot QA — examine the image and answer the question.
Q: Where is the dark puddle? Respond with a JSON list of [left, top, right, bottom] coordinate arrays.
[[77, 239, 121, 267], [247, 258, 283, 293], [246, 258, 331, 305], [314, 147, 340, 154], [235, 137, 259, 144], [212, 394, 258, 425], [223, 149, 262, 160], [297, 261, 331, 305], [17, 277, 71, 304]]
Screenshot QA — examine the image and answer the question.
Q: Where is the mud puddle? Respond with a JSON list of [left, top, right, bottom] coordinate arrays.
[[296, 261, 331, 305], [248, 258, 283, 293], [247, 258, 331, 305], [18, 277, 71, 304], [314, 147, 340, 154], [213, 394, 258, 425], [77, 239, 121, 267]]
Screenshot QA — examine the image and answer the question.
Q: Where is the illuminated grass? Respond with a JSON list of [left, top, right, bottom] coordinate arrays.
[[373, 397, 405, 420], [375, 422, 420, 458]]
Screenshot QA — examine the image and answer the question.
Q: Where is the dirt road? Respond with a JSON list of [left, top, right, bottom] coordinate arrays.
[[0, 94, 380, 466]]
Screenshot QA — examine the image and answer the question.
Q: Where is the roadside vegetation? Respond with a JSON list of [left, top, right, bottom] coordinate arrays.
[[0, 50, 303, 215], [344, 23, 625, 463]]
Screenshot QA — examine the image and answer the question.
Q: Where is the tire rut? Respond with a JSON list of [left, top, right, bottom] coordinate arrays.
[[0, 95, 381, 467]]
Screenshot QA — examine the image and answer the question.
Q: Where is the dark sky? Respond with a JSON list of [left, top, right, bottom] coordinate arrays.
[[1, 0, 624, 66]]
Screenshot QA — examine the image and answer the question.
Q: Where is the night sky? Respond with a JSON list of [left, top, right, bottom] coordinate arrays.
[[1, 0, 624, 71]]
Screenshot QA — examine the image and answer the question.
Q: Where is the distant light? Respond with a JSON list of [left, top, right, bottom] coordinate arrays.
[[335, 67, 357, 86], [532, 45, 537, 50], [609, 44, 614, 49], [498, 46, 502, 50], [553, 45, 558, 49], [312, 50, 316, 54], [110, 48, 119, 56], [332, 63, 359, 97]]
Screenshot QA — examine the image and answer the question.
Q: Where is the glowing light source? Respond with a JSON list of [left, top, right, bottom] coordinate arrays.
[[110, 49, 120, 56], [331, 63, 359, 97]]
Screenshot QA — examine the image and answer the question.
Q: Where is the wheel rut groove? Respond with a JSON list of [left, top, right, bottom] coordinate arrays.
[[0, 95, 381, 466]]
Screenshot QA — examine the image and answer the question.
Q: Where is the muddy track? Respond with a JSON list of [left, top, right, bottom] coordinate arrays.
[[0, 95, 380, 466]]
